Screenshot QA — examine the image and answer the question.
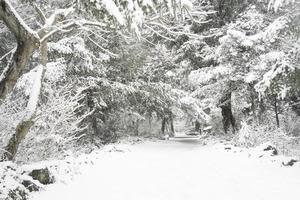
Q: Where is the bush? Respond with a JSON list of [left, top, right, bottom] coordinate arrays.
[[234, 121, 286, 147]]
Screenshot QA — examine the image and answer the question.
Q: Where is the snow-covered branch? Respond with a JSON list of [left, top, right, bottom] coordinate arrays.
[[87, 35, 118, 58], [0, 47, 16, 83], [148, 21, 218, 39], [0, 46, 15, 63], [33, 3, 46, 24], [0, 0, 39, 42]]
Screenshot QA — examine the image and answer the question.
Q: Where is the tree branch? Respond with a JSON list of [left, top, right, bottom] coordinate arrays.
[[33, 3, 46, 24], [0, 46, 15, 63], [0, 0, 39, 42], [87, 35, 119, 58], [144, 24, 175, 41], [40, 20, 108, 43], [0, 46, 15, 83]]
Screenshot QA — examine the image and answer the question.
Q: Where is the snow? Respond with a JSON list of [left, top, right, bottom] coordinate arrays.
[[100, 0, 125, 25], [244, 72, 258, 83], [181, 0, 193, 11], [0, 48, 15, 82], [261, 16, 289, 42], [180, 96, 211, 123], [188, 65, 232, 86], [4, 0, 39, 39], [29, 140, 300, 200], [26, 65, 43, 116], [268, 0, 295, 12], [44, 7, 74, 28]]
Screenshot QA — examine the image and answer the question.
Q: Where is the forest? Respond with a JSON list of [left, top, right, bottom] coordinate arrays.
[[0, 0, 300, 199]]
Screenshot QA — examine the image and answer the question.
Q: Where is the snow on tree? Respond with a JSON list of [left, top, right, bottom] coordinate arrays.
[[1, 0, 300, 181], [267, 0, 297, 12], [1, 0, 215, 161]]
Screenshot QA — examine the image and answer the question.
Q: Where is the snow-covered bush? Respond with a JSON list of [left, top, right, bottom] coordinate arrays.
[[235, 121, 286, 147], [282, 110, 300, 137], [234, 108, 300, 157]]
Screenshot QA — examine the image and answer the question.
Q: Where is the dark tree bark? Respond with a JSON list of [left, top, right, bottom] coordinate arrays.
[[219, 92, 236, 134], [0, 0, 73, 160], [0, 40, 37, 100], [161, 113, 175, 137], [195, 120, 201, 133], [0, 1, 41, 161], [161, 117, 166, 135], [274, 95, 280, 128], [0, 0, 40, 101], [170, 115, 174, 137], [249, 83, 256, 116], [1, 120, 34, 161]]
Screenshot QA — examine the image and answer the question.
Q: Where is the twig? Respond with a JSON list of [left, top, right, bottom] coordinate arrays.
[[0, 47, 16, 62], [87, 35, 119, 58], [144, 24, 175, 41]]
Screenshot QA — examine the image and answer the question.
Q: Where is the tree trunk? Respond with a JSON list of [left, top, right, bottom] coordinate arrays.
[[274, 95, 280, 128], [0, 40, 36, 100], [249, 83, 256, 117], [0, 0, 40, 100], [0, 0, 74, 160], [0, 41, 46, 161], [220, 92, 236, 134], [161, 117, 166, 135], [1, 120, 34, 161], [257, 99, 266, 124], [195, 120, 201, 133], [1, 65, 44, 161], [170, 115, 174, 137]]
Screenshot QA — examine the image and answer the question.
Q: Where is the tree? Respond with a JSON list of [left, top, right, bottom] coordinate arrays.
[[1, 0, 216, 160]]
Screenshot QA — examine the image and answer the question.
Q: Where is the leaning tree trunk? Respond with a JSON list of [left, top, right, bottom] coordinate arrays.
[[0, 0, 40, 101], [0, 42, 46, 161], [0, 39, 45, 161], [0, 0, 40, 161], [1, 67, 45, 161], [1, 65, 44, 161], [0, 40, 36, 100], [1, 41, 46, 161], [0, 0, 75, 160]]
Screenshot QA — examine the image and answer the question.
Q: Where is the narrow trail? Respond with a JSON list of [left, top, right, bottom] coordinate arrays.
[[31, 139, 300, 200]]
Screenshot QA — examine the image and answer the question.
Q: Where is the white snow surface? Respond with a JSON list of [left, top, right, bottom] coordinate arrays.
[[28, 139, 300, 200]]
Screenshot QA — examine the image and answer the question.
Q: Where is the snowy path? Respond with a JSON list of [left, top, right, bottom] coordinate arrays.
[[31, 139, 300, 200]]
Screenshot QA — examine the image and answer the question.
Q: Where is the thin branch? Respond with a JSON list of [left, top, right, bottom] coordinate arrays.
[[0, 46, 16, 62], [87, 35, 119, 58], [141, 36, 156, 46], [0, 47, 16, 83], [0, 148, 12, 156], [147, 11, 171, 22], [190, 11, 217, 16], [40, 19, 108, 43], [184, 7, 212, 25], [148, 21, 219, 39], [87, 29, 109, 42], [40, 22, 77, 43], [45, 7, 75, 27], [33, 3, 46, 24], [144, 24, 175, 41]]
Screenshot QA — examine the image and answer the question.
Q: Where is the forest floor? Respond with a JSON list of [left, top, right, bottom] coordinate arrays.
[[28, 137, 300, 200]]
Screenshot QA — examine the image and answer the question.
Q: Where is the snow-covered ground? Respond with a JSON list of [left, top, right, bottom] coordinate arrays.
[[28, 139, 300, 200]]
